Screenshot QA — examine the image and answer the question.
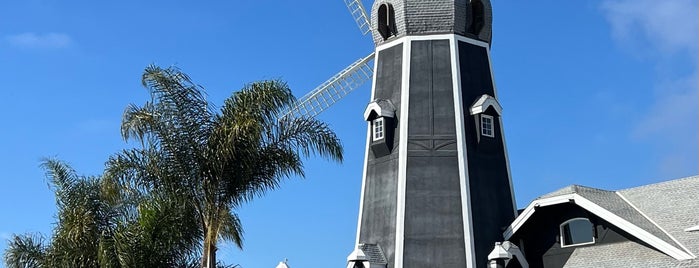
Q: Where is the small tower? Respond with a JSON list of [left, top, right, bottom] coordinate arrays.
[[352, 1, 516, 267]]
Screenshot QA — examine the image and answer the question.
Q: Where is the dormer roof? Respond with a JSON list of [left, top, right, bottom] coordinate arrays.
[[364, 99, 396, 121], [470, 94, 502, 115]]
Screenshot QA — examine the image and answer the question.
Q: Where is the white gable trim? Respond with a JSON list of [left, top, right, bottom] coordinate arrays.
[[363, 100, 396, 121], [616, 192, 696, 258], [504, 194, 575, 239], [503, 193, 695, 261], [686, 225, 699, 232], [470, 94, 502, 115]]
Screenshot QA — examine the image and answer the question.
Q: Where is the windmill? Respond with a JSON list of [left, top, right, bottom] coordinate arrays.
[[281, 0, 375, 120], [284, 1, 516, 268]]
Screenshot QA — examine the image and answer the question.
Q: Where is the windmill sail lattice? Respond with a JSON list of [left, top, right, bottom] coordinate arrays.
[[344, 0, 372, 35], [282, 52, 374, 120]]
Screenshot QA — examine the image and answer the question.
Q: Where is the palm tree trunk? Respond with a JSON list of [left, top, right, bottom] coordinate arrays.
[[201, 221, 218, 268], [202, 242, 217, 268]]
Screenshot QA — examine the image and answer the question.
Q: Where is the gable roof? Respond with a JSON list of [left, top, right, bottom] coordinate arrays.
[[504, 176, 699, 261], [469, 94, 502, 115], [618, 176, 699, 260]]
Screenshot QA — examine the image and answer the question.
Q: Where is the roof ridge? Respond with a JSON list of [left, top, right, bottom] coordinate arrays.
[[615, 191, 696, 259], [537, 184, 611, 199], [619, 175, 699, 192]]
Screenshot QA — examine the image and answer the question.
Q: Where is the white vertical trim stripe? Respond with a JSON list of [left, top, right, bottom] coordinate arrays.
[[393, 37, 411, 268], [450, 34, 478, 268], [354, 52, 380, 245]]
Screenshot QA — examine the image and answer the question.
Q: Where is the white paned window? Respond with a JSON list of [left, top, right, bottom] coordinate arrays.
[[481, 114, 494, 138], [373, 117, 385, 141], [560, 218, 595, 247]]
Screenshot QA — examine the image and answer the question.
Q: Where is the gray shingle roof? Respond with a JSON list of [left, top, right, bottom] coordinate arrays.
[[359, 243, 388, 265], [562, 241, 697, 268], [535, 175, 699, 267], [619, 176, 699, 258], [537, 184, 683, 251]]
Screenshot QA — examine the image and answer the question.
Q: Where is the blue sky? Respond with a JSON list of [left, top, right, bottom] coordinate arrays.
[[0, 1, 696, 267]]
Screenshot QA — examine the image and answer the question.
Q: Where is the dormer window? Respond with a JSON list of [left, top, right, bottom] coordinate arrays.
[[470, 94, 502, 140], [373, 117, 385, 141], [481, 115, 494, 137], [560, 218, 595, 247], [364, 99, 395, 157]]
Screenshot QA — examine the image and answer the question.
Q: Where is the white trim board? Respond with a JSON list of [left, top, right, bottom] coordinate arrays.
[[393, 36, 411, 268], [354, 50, 380, 246], [449, 34, 477, 268], [503, 193, 695, 260]]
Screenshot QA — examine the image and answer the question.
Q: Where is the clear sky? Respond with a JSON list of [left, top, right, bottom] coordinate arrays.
[[0, 1, 696, 267]]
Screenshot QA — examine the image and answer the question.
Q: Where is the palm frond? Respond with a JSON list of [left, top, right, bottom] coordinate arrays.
[[218, 211, 244, 249], [4, 234, 46, 268], [40, 158, 78, 201]]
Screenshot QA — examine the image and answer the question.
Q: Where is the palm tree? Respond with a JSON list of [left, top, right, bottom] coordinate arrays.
[[106, 65, 343, 268], [4, 159, 113, 268], [4, 159, 202, 268]]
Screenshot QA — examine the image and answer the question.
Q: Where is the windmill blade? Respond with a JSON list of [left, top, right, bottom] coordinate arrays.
[[345, 0, 372, 35], [282, 52, 375, 120]]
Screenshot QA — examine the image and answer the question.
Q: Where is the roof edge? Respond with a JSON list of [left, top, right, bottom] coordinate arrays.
[[504, 193, 695, 261], [616, 191, 696, 259]]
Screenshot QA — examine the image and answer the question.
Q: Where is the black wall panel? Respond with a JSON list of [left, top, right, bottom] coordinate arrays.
[[404, 39, 466, 268], [359, 43, 403, 268]]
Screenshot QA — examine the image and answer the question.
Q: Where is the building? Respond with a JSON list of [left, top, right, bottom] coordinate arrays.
[[504, 175, 699, 267], [344, 1, 699, 267]]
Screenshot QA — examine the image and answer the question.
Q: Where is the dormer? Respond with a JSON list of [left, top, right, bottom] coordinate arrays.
[[364, 99, 396, 157], [470, 94, 502, 140]]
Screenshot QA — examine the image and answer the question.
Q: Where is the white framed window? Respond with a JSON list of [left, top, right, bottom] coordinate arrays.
[[373, 117, 385, 141], [560, 218, 595, 247], [481, 114, 494, 137]]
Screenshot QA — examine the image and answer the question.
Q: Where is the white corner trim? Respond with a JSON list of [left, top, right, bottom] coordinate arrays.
[[616, 192, 696, 258], [450, 35, 477, 268], [470, 94, 502, 115], [355, 50, 380, 245], [453, 34, 490, 48], [394, 36, 411, 268]]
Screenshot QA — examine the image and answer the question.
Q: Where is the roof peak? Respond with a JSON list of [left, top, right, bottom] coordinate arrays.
[[537, 184, 611, 199]]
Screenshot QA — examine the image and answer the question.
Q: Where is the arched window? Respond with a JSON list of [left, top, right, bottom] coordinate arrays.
[[560, 218, 595, 247], [377, 3, 395, 40], [469, 0, 485, 35]]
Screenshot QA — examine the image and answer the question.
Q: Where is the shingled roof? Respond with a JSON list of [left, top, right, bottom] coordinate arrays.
[[505, 175, 699, 266]]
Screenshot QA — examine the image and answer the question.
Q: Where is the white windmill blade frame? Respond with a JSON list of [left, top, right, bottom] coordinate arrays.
[[282, 52, 375, 120], [344, 0, 372, 35]]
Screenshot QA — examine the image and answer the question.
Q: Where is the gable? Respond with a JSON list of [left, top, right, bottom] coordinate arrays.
[[504, 184, 695, 261]]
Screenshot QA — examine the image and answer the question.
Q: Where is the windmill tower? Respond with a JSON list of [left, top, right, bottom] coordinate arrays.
[[283, 1, 516, 267]]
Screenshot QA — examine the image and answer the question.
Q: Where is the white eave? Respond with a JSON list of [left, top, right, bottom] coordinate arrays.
[[364, 99, 396, 120], [503, 193, 695, 261], [470, 94, 502, 115]]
